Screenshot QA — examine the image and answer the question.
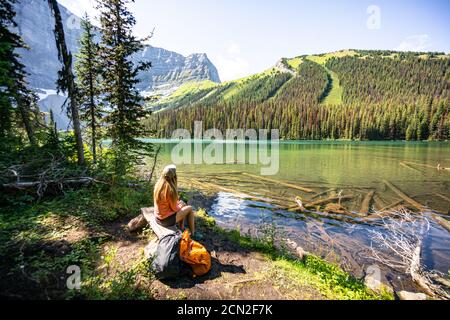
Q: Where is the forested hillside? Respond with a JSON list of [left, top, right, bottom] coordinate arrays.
[[145, 50, 450, 140]]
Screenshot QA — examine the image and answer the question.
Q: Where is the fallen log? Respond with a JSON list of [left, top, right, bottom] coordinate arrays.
[[127, 214, 148, 233], [382, 180, 427, 212], [363, 211, 395, 220], [434, 193, 450, 204], [242, 173, 314, 193], [431, 214, 450, 232], [1, 177, 95, 189], [324, 203, 348, 214], [305, 195, 354, 208], [400, 162, 423, 173], [372, 195, 387, 211], [311, 188, 336, 199], [360, 191, 375, 215], [189, 178, 285, 207], [404, 161, 449, 172], [378, 199, 405, 212]]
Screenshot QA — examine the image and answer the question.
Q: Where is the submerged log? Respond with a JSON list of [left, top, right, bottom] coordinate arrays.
[[311, 188, 336, 199], [382, 180, 427, 212], [434, 193, 450, 204], [363, 211, 395, 220], [431, 214, 450, 232], [324, 203, 348, 214], [242, 173, 315, 193], [378, 199, 405, 212], [189, 178, 285, 207], [399, 162, 423, 173], [373, 195, 387, 211], [404, 161, 449, 172], [360, 190, 375, 215], [305, 195, 354, 208]]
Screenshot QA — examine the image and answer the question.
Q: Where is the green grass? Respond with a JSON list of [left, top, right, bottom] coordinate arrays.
[[164, 80, 218, 102], [286, 57, 303, 70], [307, 50, 359, 66], [152, 66, 288, 109], [304, 54, 344, 105], [0, 185, 154, 300], [223, 67, 278, 85], [322, 69, 343, 105]]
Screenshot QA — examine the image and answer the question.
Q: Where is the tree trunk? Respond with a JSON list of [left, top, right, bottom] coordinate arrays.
[[89, 60, 96, 164], [47, 0, 85, 165], [17, 98, 36, 146], [90, 101, 96, 164]]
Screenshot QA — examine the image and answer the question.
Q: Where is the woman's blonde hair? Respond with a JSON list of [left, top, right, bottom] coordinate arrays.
[[154, 164, 178, 204]]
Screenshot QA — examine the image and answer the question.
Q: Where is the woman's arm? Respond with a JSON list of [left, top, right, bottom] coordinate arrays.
[[168, 196, 182, 214]]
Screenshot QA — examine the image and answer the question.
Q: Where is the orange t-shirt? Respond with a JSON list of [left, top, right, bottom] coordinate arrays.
[[154, 194, 182, 220]]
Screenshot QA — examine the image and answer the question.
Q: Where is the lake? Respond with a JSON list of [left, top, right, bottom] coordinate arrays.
[[145, 140, 450, 289]]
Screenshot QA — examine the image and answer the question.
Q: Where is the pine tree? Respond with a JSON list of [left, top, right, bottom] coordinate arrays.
[[97, 0, 152, 176], [0, 0, 38, 146], [75, 14, 101, 164], [47, 109, 59, 150], [47, 0, 85, 165]]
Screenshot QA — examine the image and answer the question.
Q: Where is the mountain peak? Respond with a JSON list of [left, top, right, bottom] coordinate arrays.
[[13, 0, 221, 129], [14, 0, 221, 93]]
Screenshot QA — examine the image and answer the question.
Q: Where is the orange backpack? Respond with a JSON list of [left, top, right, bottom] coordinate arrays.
[[179, 230, 211, 276]]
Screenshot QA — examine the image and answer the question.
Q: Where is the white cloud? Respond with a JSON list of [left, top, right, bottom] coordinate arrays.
[[214, 43, 250, 82], [396, 34, 432, 52]]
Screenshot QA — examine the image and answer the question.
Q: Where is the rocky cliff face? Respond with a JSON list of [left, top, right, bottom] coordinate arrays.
[[136, 46, 220, 95], [14, 0, 84, 89], [13, 0, 220, 128]]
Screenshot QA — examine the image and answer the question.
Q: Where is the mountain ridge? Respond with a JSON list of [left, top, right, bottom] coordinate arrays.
[[150, 49, 449, 112], [147, 49, 450, 141], [13, 0, 221, 128]]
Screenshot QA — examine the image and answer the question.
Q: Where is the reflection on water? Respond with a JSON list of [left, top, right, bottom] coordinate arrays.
[[145, 140, 450, 287]]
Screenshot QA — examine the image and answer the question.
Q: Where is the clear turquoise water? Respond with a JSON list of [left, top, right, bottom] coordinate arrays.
[[145, 140, 450, 283]]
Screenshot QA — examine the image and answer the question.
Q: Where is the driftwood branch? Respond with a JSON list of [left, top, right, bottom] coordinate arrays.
[[369, 209, 450, 299]]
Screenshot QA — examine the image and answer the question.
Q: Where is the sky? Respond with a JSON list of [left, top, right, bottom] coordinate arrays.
[[58, 0, 450, 81]]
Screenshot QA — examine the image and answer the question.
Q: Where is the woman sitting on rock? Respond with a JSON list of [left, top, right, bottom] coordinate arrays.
[[153, 164, 199, 238]]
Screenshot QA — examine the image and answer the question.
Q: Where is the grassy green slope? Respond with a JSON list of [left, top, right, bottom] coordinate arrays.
[[150, 49, 449, 112], [323, 69, 343, 105], [150, 67, 293, 111], [305, 51, 356, 105]]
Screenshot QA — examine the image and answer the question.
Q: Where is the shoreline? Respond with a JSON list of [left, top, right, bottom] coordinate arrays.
[[0, 185, 396, 300]]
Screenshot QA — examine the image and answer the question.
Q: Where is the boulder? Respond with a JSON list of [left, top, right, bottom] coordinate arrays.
[[397, 291, 427, 300]]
